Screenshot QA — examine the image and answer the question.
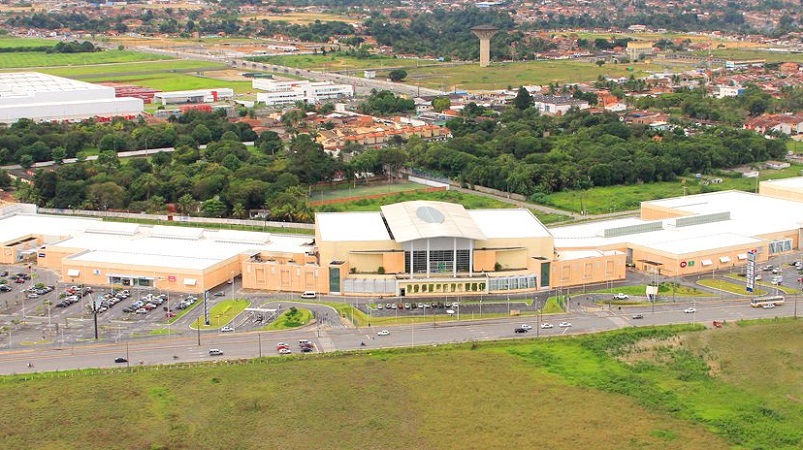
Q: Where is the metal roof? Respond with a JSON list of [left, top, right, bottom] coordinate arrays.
[[380, 201, 486, 243]]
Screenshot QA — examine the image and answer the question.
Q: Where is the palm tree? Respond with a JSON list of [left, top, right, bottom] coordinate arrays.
[[232, 203, 247, 219]]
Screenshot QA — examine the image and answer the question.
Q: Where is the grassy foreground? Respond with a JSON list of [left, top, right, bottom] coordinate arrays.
[[1, 321, 801, 449]]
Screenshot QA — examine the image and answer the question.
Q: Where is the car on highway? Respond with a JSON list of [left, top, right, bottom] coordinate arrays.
[[684, 307, 696, 313], [377, 329, 390, 336], [213, 292, 225, 297], [514, 327, 528, 333], [520, 324, 532, 330], [559, 322, 572, 328], [613, 293, 629, 300], [277, 342, 290, 350], [762, 303, 776, 309], [114, 357, 128, 364], [220, 326, 235, 333], [300, 291, 317, 299], [540, 323, 553, 329], [301, 346, 313, 353], [209, 349, 224, 356], [278, 348, 292, 355], [632, 314, 644, 319]]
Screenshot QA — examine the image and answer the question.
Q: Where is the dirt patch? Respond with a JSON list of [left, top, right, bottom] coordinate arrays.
[[616, 335, 683, 365]]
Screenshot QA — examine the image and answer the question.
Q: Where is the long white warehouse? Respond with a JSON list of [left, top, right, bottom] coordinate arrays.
[[0, 72, 143, 123]]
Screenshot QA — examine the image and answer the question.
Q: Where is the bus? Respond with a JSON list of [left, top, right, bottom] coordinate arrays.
[[750, 295, 785, 308]]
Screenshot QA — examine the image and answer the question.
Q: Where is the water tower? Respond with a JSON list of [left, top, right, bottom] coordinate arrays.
[[471, 25, 500, 68]]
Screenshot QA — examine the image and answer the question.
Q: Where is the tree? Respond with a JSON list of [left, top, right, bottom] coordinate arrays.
[[200, 198, 227, 217], [388, 69, 408, 82], [432, 97, 451, 112], [513, 86, 533, 110], [51, 147, 66, 165], [232, 203, 247, 219], [177, 193, 198, 216]]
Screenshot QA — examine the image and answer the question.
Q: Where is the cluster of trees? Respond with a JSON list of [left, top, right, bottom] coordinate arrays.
[[406, 107, 786, 198], [49, 40, 100, 53], [358, 89, 415, 115], [255, 18, 354, 42], [364, 9, 556, 61], [17, 110, 408, 221]]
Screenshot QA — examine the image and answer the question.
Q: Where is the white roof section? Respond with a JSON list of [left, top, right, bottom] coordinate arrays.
[[632, 232, 763, 255], [315, 212, 390, 242], [380, 201, 486, 243], [69, 250, 222, 271], [761, 177, 803, 189], [0, 209, 312, 272], [469, 209, 551, 239], [0, 72, 108, 101]]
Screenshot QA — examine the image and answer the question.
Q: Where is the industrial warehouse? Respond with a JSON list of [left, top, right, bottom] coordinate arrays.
[[2, 177, 803, 297], [0, 72, 144, 123]]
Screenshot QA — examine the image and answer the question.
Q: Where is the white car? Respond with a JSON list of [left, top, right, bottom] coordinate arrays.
[[540, 323, 553, 329], [300, 291, 317, 299], [220, 325, 234, 332], [684, 307, 696, 313], [278, 348, 292, 354], [613, 293, 629, 300], [762, 303, 776, 309], [377, 329, 390, 336], [520, 324, 532, 330], [559, 322, 572, 328]]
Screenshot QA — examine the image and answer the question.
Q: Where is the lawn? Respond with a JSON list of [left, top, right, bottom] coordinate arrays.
[[239, 12, 356, 24], [261, 306, 313, 330], [542, 164, 803, 214], [592, 283, 712, 298], [249, 53, 433, 71], [3, 322, 802, 449], [73, 72, 254, 94], [0, 50, 173, 69], [190, 299, 250, 330], [697, 279, 766, 296], [0, 37, 58, 48], [311, 180, 428, 202], [33, 59, 228, 78], [403, 60, 663, 90]]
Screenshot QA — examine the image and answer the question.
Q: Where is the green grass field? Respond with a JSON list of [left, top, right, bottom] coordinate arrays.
[[30, 59, 228, 78], [190, 299, 250, 330], [76, 72, 254, 94], [2, 322, 801, 449], [542, 164, 803, 214], [252, 53, 434, 71], [311, 180, 427, 201], [0, 50, 173, 69], [403, 60, 663, 90], [0, 37, 58, 48]]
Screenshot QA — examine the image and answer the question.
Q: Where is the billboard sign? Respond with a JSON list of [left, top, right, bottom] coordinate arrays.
[[746, 251, 756, 292]]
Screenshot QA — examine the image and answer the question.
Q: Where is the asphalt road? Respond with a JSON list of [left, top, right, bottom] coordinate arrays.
[[1, 298, 797, 375]]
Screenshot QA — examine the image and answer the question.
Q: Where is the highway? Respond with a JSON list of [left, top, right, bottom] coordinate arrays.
[[1, 298, 796, 375]]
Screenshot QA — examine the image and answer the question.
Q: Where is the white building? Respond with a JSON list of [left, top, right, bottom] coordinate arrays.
[[0, 72, 143, 123], [153, 88, 235, 105], [253, 80, 353, 106], [531, 95, 590, 115]]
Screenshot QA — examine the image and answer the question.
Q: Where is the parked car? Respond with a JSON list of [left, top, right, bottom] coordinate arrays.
[[540, 323, 553, 329], [377, 329, 390, 336], [559, 322, 572, 328], [213, 292, 225, 297], [684, 307, 696, 313], [220, 326, 234, 333], [376, 303, 383, 310]]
